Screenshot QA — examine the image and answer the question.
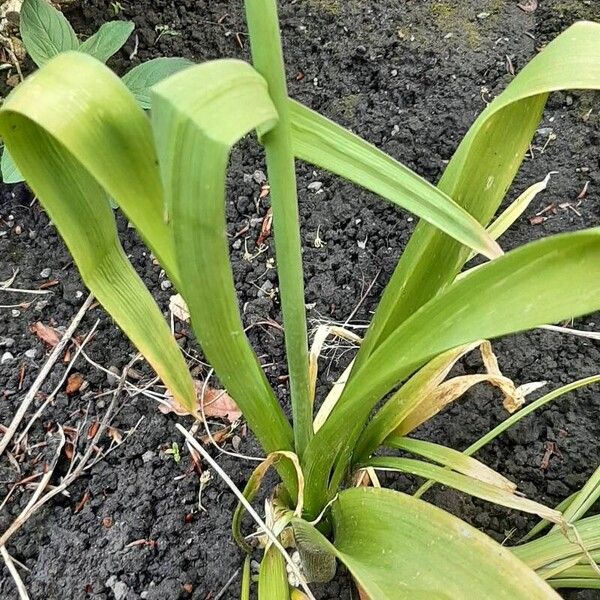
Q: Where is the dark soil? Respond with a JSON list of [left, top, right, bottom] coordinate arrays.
[[1, 0, 599, 598]]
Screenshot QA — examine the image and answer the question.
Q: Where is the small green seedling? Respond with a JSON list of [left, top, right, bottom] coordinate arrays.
[[1, 0, 193, 183], [165, 441, 181, 464]]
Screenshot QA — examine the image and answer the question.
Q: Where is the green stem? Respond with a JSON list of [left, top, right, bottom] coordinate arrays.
[[244, 0, 312, 458]]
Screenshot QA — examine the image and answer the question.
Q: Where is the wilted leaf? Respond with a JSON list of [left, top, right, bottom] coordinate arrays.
[[518, 0, 538, 13], [200, 386, 242, 422], [160, 381, 242, 423], [169, 293, 190, 322], [30, 321, 61, 347]]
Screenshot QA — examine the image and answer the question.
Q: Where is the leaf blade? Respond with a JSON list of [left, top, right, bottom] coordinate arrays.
[[289, 100, 502, 261], [20, 0, 79, 66], [122, 57, 195, 109], [295, 488, 559, 599], [79, 20, 134, 62]]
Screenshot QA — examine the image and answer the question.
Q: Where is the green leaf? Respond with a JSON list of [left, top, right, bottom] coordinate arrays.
[[365, 456, 561, 523], [246, 0, 312, 457], [151, 59, 296, 477], [294, 488, 559, 599], [259, 546, 290, 600], [1, 147, 24, 183], [122, 57, 194, 109], [413, 374, 600, 503], [385, 436, 516, 491], [289, 100, 502, 261], [355, 21, 600, 371], [513, 514, 600, 572], [20, 0, 79, 66], [303, 228, 600, 517], [79, 20, 134, 63], [0, 52, 197, 414]]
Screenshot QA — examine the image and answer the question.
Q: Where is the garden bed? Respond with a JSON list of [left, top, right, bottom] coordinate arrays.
[[0, 0, 599, 598]]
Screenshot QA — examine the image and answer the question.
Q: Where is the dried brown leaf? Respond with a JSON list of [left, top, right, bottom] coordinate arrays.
[[159, 381, 242, 423], [30, 321, 61, 347], [256, 207, 273, 246], [66, 373, 85, 395], [518, 0, 538, 13], [74, 490, 91, 514]]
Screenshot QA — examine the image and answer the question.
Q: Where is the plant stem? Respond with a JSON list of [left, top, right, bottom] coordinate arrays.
[[244, 0, 312, 458]]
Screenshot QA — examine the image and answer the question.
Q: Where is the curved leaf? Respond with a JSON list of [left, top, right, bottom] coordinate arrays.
[[289, 100, 501, 261], [354, 21, 600, 370], [303, 228, 600, 516], [151, 60, 295, 462], [294, 488, 558, 599], [0, 52, 196, 413]]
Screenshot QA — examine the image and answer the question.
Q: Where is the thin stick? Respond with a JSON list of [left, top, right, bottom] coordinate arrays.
[[176, 424, 316, 600], [0, 370, 126, 547], [213, 567, 241, 600], [15, 320, 100, 445], [0, 293, 94, 456], [0, 546, 30, 600], [0, 427, 65, 546]]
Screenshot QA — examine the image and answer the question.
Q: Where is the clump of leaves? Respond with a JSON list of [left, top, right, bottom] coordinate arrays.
[[2, 0, 600, 597], [1, 0, 192, 183]]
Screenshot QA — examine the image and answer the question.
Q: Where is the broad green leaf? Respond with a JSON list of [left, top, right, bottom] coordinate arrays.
[[20, 0, 79, 66], [0, 52, 196, 413], [355, 21, 600, 371], [289, 101, 501, 261], [385, 436, 516, 491], [79, 20, 134, 63], [294, 488, 558, 599], [365, 456, 561, 522], [151, 60, 296, 476], [122, 57, 195, 109], [303, 229, 600, 516], [0, 52, 178, 282], [1, 147, 24, 184], [259, 546, 290, 600]]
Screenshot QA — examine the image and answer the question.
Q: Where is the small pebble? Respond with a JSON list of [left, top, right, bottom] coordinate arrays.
[[232, 239, 242, 250], [11, 309, 20, 317], [307, 181, 323, 192], [39, 267, 51, 278], [477, 11, 490, 19], [0, 337, 15, 348], [13, 224, 21, 235], [252, 169, 267, 185], [24, 349, 37, 359], [257, 280, 273, 298], [566, 95, 573, 106], [142, 450, 154, 463], [160, 280, 172, 291], [1, 352, 14, 364], [106, 366, 120, 385], [34, 300, 49, 312]]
